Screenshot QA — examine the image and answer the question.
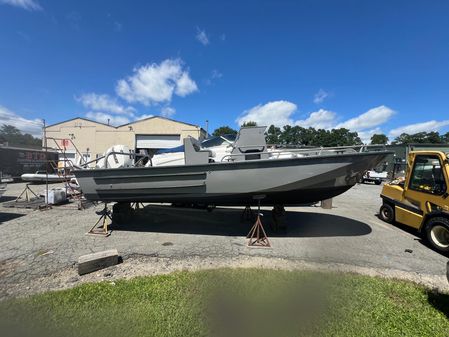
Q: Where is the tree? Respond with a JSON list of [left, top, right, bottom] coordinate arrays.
[[0, 124, 42, 147], [370, 134, 389, 145], [266, 125, 281, 144], [392, 132, 444, 145], [442, 131, 449, 143], [212, 126, 238, 137], [241, 121, 257, 127]]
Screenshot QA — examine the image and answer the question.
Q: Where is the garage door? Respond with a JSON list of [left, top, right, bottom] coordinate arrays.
[[136, 134, 182, 149]]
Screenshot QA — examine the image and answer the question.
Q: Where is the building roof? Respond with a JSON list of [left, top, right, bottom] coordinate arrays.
[[45, 117, 114, 129], [46, 115, 205, 131]]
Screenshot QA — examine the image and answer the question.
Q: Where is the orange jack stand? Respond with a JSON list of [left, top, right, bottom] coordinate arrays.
[[247, 198, 271, 248]]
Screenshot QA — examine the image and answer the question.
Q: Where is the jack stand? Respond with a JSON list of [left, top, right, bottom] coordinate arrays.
[[86, 203, 112, 237], [241, 205, 255, 222], [16, 184, 39, 202], [247, 198, 271, 248]]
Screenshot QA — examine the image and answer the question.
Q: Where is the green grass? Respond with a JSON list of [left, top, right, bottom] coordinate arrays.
[[0, 269, 448, 337]]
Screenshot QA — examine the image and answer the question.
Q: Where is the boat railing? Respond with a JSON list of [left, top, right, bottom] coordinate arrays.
[[76, 151, 152, 169], [221, 144, 387, 162]]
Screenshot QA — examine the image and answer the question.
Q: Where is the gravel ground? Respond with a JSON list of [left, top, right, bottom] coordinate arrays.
[[0, 182, 448, 299]]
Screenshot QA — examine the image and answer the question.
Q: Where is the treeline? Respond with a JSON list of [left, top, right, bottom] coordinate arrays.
[[212, 123, 449, 146], [0, 124, 42, 148], [391, 131, 449, 145]]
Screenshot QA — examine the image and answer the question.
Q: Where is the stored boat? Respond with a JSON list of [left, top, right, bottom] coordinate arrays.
[[74, 126, 392, 206]]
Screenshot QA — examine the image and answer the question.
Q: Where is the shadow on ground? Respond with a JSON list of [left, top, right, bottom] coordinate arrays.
[[110, 205, 372, 238], [375, 212, 449, 258], [0, 212, 25, 224], [0, 196, 17, 203], [428, 290, 449, 319]]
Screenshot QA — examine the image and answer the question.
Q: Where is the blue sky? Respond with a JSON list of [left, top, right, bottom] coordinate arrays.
[[1, 0, 449, 142]]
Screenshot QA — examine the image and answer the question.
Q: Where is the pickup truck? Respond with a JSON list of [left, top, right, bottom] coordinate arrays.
[[361, 170, 388, 185]]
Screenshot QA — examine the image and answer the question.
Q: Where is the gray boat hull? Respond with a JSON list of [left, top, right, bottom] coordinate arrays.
[[74, 151, 391, 206]]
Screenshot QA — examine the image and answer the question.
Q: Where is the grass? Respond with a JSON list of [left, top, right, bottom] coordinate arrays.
[[0, 269, 448, 337]]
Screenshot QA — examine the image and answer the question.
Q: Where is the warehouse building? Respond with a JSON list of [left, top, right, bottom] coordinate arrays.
[[44, 116, 207, 165]]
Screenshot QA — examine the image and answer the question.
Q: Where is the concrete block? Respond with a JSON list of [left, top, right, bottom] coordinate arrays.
[[78, 249, 119, 275]]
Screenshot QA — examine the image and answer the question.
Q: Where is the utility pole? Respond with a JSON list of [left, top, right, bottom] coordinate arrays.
[[205, 120, 209, 136], [43, 119, 49, 208]]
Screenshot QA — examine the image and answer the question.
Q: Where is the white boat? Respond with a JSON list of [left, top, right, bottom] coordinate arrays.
[[21, 171, 74, 183]]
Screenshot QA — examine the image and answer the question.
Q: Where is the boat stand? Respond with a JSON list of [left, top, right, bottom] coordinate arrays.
[[241, 205, 255, 221], [15, 184, 39, 202], [86, 203, 112, 237], [247, 198, 271, 248]]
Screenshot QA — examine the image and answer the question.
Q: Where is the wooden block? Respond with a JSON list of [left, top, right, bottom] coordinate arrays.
[[321, 198, 333, 209], [78, 249, 119, 275]]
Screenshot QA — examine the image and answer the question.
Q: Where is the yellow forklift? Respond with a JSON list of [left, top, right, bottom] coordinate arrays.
[[379, 151, 449, 254]]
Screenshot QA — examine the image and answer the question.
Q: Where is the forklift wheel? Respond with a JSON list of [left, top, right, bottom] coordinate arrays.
[[379, 204, 394, 224], [425, 217, 449, 254]]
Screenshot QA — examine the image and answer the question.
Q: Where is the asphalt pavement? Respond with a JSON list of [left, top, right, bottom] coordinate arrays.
[[0, 181, 448, 298]]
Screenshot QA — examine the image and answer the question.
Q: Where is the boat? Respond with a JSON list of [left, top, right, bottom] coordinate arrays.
[[151, 134, 236, 166], [74, 126, 393, 206], [21, 171, 74, 183]]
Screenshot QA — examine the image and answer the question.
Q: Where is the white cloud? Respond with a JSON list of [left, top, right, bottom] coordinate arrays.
[[236, 101, 297, 127], [76, 93, 135, 115], [174, 72, 198, 97], [313, 89, 329, 104], [113, 21, 123, 32], [211, 69, 222, 79], [116, 59, 198, 106], [295, 109, 337, 129], [136, 114, 154, 121], [0, 0, 41, 11], [195, 27, 209, 45], [0, 105, 42, 137], [357, 127, 383, 144], [389, 120, 449, 137], [161, 107, 176, 118], [236, 102, 396, 142], [336, 105, 395, 131], [85, 112, 130, 126], [205, 69, 223, 85]]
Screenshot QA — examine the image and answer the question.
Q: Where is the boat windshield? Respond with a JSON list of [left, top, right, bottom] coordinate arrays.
[[201, 134, 236, 148], [155, 145, 185, 154]]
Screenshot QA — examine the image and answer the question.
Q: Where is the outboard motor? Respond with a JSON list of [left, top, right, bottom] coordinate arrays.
[[96, 145, 133, 169]]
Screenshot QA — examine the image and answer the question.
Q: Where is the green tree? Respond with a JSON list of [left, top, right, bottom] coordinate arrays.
[[442, 131, 449, 143], [211, 126, 238, 137], [266, 125, 281, 144], [370, 134, 389, 145], [392, 132, 444, 145], [0, 124, 42, 147], [241, 121, 257, 127]]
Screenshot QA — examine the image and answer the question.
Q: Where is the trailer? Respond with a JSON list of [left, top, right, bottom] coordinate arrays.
[[0, 145, 58, 181]]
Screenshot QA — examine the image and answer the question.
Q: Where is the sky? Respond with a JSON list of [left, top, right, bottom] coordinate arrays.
[[1, 0, 449, 143]]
